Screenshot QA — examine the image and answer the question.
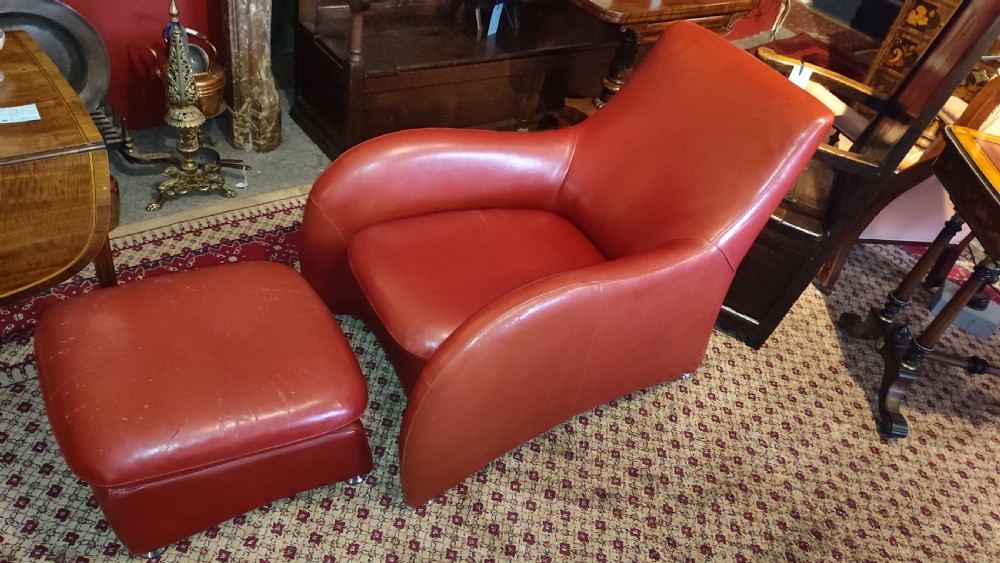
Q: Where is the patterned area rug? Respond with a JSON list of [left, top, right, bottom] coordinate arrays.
[[1, 192, 999, 561]]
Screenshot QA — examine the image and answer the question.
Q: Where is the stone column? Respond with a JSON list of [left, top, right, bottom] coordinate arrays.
[[221, 0, 281, 152]]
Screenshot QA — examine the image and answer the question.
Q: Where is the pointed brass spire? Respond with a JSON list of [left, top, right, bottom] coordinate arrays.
[[146, 0, 234, 211]]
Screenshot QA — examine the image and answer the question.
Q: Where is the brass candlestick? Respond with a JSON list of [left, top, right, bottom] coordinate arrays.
[[147, 0, 235, 211]]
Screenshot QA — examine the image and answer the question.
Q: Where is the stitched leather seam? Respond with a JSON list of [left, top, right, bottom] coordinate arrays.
[[86, 424, 358, 489], [570, 285, 602, 413], [553, 128, 581, 208], [713, 135, 808, 271]]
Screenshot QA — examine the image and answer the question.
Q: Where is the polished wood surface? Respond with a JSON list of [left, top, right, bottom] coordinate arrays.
[[294, 0, 620, 155], [943, 127, 1000, 257], [0, 31, 114, 305], [570, 0, 755, 24], [562, 0, 755, 116]]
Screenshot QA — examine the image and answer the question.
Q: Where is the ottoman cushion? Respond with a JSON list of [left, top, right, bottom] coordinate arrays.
[[36, 261, 367, 489], [34, 261, 373, 555]]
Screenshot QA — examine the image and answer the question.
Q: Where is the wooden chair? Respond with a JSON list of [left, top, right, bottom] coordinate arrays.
[[716, 0, 1000, 348], [817, 75, 1000, 290]]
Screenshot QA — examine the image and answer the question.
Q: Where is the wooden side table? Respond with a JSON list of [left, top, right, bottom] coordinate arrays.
[[839, 125, 1000, 438], [565, 0, 757, 120], [0, 31, 116, 305]]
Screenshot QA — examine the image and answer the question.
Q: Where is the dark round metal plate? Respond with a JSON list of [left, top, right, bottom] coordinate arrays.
[[0, 0, 110, 110]]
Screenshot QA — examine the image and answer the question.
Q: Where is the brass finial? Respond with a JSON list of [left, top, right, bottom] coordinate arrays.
[[144, 0, 234, 211]]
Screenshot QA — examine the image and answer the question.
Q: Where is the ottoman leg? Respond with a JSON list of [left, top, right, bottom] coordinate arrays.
[[133, 547, 166, 559]]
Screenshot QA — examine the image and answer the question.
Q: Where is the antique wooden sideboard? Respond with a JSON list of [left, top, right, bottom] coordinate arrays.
[[293, 0, 619, 155], [0, 31, 116, 305], [292, 0, 754, 155]]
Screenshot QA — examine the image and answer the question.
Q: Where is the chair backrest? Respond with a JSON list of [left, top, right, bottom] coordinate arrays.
[[856, 1, 1000, 177], [553, 21, 832, 266], [826, 0, 1000, 236]]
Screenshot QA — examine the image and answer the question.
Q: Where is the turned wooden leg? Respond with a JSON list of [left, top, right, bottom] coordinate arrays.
[[94, 236, 118, 288], [878, 259, 1000, 438], [924, 230, 975, 289], [594, 27, 639, 109], [817, 159, 938, 290], [837, 214, 966, 339], [884, 213, 965, 320]]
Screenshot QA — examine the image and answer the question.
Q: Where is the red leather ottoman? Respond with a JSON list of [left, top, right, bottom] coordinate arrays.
[[34, 262, 372, 557]]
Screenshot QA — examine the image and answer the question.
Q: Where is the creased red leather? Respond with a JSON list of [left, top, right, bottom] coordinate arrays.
[[300, 20, 833, 506], [348, 209, 606, 365], [35, 261, 374, 552], [36, 262, 368, 488]]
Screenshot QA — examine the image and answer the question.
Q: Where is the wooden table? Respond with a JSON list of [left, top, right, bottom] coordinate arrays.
[[839, 125, 1000, 438], [0, 30, 116, 305], [565, 0, 757, 119]]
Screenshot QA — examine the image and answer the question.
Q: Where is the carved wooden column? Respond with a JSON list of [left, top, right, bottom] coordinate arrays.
[[221, 0, 281, 152]]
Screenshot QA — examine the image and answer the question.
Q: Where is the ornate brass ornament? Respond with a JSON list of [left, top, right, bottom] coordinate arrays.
[[145, 0, 235, 212]]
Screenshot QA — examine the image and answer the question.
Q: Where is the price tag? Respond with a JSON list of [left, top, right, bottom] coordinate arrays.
[[0, 104, 41, 124], [487, 3, 504, 36], [788, 64, 814, 89]]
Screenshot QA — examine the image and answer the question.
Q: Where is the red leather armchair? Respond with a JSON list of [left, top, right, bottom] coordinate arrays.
[[300, 21, 832, 506]]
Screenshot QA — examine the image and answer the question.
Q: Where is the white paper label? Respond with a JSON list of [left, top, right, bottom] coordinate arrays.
[[0, 104, 41, 124], [788, 64, 814, 90]]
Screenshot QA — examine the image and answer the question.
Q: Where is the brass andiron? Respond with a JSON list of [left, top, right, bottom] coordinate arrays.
[[147, 0, 235, 211]]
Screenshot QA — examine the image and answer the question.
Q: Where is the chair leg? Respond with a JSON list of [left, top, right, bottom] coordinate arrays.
[[816, 158, 938, 291]]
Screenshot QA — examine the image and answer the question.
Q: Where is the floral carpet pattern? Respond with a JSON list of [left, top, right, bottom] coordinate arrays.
[[1, 194, 998, 562]]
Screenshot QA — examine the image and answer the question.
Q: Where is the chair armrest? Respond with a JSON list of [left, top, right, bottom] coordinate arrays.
[[396, 238, 735, 505], [300, 127, 577, 310], [814, 144, 880, 176], [755, 47, 888, 113]]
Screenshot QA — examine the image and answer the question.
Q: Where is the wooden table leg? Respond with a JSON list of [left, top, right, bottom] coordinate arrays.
[[93, 235, 118, 289], [595, 27, 639, 109], [836, 212, 997, 438], [838, 213, 966, 339], [877, 259, 1000, 437]]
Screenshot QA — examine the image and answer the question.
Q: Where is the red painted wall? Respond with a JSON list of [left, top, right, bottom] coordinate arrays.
[[63, 0, 225, 129]]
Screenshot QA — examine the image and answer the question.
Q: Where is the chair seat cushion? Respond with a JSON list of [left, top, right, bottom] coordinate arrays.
[[348, 209, 606, 360], [35, 261, 368, 488]]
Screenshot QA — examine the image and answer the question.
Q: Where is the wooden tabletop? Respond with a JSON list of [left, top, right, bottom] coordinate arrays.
[[0, 30, 113, 304], [0, 31, 104, 162], [569, 0, 757, 25], [936, 126, 1000, 259]]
